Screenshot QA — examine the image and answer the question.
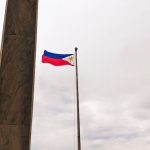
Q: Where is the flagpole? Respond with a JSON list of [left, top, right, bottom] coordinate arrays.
[[75, 47, 81, 150]]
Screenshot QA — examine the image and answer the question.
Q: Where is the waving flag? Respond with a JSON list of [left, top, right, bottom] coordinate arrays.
[[42, 50, 75, 66]]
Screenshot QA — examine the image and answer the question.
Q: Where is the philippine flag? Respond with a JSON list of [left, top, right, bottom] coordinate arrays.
[[42, 50, 75, 66]]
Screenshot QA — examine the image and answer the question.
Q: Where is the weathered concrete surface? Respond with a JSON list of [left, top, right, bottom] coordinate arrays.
[[0, 0, 38, 149]]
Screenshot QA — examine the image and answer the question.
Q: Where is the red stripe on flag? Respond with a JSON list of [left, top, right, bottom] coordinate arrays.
[[42, 55, 73, 66]]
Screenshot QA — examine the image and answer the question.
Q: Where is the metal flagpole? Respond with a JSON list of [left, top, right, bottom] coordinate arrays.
[[75, 47, 81, 150]]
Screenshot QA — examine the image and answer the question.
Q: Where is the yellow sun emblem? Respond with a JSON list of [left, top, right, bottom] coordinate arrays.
[[68, 56, 74, 62]]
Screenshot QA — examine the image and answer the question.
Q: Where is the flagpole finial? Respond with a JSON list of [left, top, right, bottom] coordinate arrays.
[[75, 47, 78, 51]]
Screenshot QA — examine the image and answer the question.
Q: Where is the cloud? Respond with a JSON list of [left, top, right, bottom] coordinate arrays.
[[30, 0, 150, 150]]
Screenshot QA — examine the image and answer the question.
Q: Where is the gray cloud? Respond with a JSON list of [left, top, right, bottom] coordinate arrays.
[[31, 0, 150, 149]]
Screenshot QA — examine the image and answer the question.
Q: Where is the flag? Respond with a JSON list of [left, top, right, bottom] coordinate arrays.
[[42, 50, 75, 66]]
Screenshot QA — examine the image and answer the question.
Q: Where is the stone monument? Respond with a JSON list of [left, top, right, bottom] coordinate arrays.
[[0, 0, 38, 149]]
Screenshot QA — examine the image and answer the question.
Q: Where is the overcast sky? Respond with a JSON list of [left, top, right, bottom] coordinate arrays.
[[1, 0, 150, 150]]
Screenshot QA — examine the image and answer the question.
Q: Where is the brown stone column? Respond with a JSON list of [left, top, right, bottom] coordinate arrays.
[[0, 0, 38, 150]]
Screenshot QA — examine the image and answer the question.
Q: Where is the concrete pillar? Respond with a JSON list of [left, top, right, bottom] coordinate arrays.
[[0, 0, 38, 149]]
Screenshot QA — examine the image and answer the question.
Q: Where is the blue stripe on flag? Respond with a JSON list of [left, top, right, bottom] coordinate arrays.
[[43, 50, 73, 59]]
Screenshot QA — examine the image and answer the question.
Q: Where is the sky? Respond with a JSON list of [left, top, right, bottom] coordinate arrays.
[[1, 0, 150, 150], [0, 0, 6, 45]]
